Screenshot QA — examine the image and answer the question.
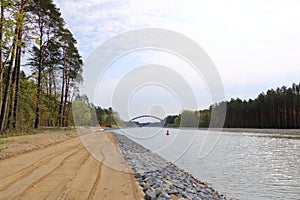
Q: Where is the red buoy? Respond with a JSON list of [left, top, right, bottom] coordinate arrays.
[[166, 130, 170, 136]]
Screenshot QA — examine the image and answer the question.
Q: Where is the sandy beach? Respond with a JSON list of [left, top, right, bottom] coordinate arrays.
[[0, 130, 143, 200]]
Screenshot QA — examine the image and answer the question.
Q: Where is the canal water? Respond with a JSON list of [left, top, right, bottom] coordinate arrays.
[[112, 127, 300, 200]]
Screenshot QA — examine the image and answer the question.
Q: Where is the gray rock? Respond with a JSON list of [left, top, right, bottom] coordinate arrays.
[[167, 188, 179, 195], [143, 183, 151, 191], [186, 188, 196, 194], [160, 192, 171, 199], [155, 187, 162, 196], [202, 188, 212, 195], [144, 193, 154, 200], [164, 180, 173, 190], [195, 186, 203, 192], [146, 191, 157, 199]]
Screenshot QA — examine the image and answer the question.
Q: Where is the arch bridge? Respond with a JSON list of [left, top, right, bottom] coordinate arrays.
[[125, 115, 166, 127]]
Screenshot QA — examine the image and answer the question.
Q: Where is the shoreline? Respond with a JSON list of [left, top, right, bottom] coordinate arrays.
[[178, 127, 300, 135], [114, 133, 226, 200], [219, 128, 300, 134]]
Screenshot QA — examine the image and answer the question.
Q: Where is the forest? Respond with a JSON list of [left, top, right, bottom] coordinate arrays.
[[0, 0, 127, 134], [0, 0, 83, 134], [166, 83, 300, 129]]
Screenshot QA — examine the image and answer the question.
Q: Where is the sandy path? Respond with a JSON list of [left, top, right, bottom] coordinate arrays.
[[0, 133, 143, 200]]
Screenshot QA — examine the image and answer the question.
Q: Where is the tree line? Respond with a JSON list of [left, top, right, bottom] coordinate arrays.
[[166, 83, 300, 129], [72, 95, 123, 128], [0, 0, 83, 134]]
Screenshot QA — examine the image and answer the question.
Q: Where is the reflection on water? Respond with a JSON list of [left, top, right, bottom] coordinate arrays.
[[113, 128, 300, 200]]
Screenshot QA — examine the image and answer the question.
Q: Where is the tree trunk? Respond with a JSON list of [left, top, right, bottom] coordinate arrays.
[[34, 21, 44, 129], [0, 28, 18, 133], [58, 47, 66, 127], [63, 74, 70, 127], [12, 35, 22, 130], [6, 46, 19, 130], [53, 71, 57, 97], [34, 53, 42, 128], [0, 3, 4, 114]]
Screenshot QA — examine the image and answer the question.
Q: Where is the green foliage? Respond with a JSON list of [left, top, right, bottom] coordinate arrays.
[[221, 83, 300, 128], [180, 110, 199, 127], [94, 106, 123, 127], [0, 139, 11, 144], [0, 0, 83, 134], [166, 83, 300, 129], [15, 132, 24, 136], [199, 109, 211, 127], [72, 100, 91, 126], [174, 116, 180, 127], [17, 75, 36, 132], [28, 129, 40, 134]]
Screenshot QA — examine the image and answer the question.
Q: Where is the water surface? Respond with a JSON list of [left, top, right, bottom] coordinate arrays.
[[113, 128, 300, 200]]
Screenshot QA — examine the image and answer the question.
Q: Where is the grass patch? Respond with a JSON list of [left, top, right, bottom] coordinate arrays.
[[0, 126, 75, 139], [28, 129, 41, 135], [53, 127, 67, 131], [38, 126, 74, 132], [66, 126, 75, 131], [0, 132, 25, 138], [0, 147, 5, 152], [0, 139, 15, 144], [0, 135, 9, 139]]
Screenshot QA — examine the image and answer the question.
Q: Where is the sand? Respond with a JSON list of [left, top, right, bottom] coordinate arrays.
[[0, 130, 77, 160], [0, 131, 143, 200]]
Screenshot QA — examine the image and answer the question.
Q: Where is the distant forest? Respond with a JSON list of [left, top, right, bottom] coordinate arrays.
[[0, 0, 83, 134], [166, 83, 300, 129]]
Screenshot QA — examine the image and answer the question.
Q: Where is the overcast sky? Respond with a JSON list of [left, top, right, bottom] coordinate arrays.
[[54, 0, 300, 120]]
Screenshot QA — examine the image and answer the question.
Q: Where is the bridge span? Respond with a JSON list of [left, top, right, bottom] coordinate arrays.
[[125, 115, 166, 127]]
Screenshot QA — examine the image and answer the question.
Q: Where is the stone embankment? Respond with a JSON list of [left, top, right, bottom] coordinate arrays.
[[114, 133, 227, 200]]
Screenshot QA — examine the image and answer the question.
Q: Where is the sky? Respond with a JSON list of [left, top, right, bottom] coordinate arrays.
[[54, 0, 300, 120]]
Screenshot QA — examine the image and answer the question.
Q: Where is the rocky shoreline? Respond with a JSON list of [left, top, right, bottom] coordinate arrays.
[[114, 133, 227, 200]]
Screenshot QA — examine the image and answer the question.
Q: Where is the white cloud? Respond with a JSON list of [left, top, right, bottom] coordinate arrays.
[[54, 0, 300, 113]]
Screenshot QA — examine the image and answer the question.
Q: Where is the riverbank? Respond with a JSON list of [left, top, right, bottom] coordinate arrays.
[[114, 133, 226, 200], [220, 128, 300, 135], [175, 127, 300, 138]]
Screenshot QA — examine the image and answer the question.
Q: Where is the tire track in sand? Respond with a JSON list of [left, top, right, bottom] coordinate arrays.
[[0, 137, 80, 180], [17, 148, 89, 200], [0, 140, 81, 190], [87, 161, 102, 200], [0, 132, 143, 200], [0, 148, 83, 199]]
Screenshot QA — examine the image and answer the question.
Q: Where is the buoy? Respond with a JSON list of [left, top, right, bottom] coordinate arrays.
[[166, 130, 170, 136]]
